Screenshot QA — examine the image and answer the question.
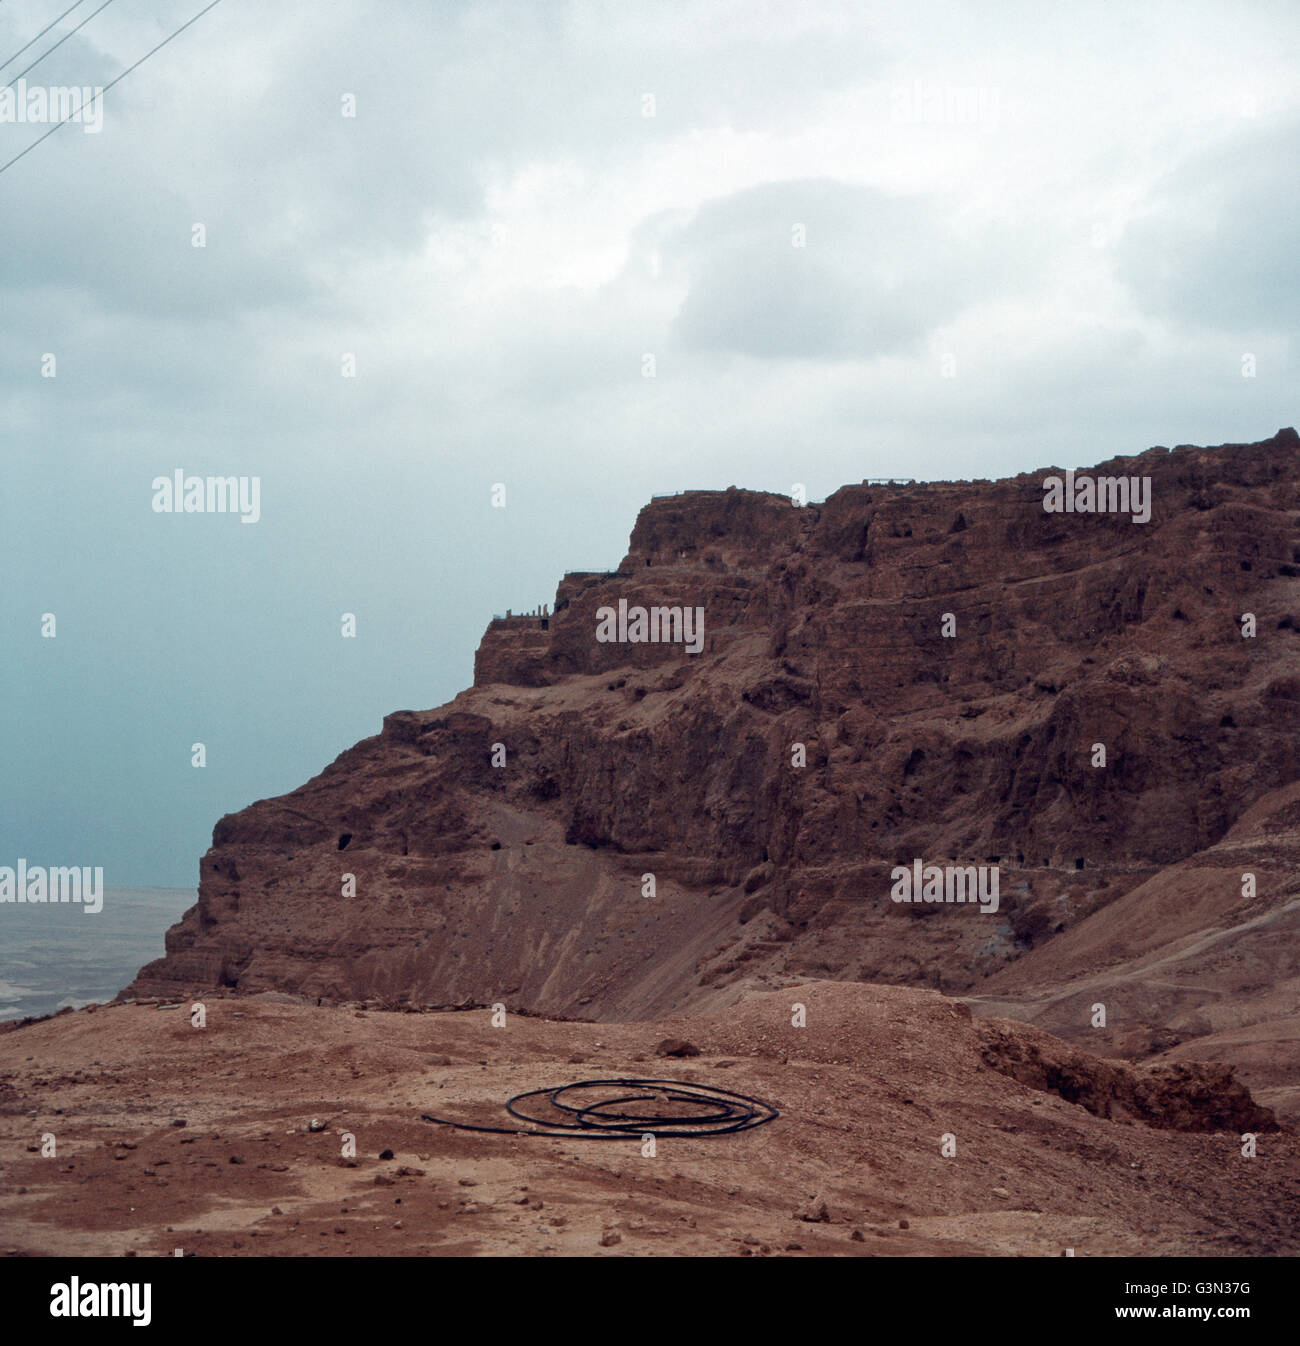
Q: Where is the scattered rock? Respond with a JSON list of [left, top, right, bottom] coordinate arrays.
[[654, 1038, 701, 1058], [796, 1198, 830, 1224]]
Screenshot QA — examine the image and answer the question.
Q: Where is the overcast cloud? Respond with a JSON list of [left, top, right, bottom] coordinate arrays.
[[1, 0, 1296, 884]]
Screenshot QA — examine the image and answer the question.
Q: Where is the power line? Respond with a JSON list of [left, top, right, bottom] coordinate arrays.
[[0, 0, 225, 179], [0, 0, 89, 74], [3, 0, 117, 92]]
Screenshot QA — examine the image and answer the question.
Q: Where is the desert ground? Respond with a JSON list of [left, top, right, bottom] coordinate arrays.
[[2, 980, 1295, 1257]]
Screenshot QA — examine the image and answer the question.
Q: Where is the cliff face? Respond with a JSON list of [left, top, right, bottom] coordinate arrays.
[[128, 430, 1300, 1104]]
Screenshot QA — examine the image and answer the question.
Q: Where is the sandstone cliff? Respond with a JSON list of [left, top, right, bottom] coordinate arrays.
[[127, 428, 1300, 1113]]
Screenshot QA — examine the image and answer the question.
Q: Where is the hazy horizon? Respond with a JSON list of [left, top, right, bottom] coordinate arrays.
[[0, 884, 196, 1020]]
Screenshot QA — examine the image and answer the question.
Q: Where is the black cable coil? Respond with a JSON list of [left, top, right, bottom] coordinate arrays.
[[421, 1076, 779, 1139]]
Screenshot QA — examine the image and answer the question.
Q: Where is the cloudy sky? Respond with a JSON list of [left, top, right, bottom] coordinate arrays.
[[1, 0, 1296, 886]]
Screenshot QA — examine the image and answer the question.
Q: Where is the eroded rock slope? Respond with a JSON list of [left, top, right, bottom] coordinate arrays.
[[127, 430, 1300, 1113]]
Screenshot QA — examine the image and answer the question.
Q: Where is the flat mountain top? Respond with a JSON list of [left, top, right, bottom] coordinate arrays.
[[121, 428, 1300, 1126]]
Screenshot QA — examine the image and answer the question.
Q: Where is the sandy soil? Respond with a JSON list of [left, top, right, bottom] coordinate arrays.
[[2, 981, 1296, 1257]]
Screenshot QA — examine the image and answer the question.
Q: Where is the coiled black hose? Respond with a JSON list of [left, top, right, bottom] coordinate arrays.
[[421, 1076, 779, 1139]]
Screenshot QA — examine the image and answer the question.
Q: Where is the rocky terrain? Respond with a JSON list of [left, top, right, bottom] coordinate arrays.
[[2, 982, 1296, 1257], [4, 428, 1298, 1257], [120, 429, 1300, 1126], [970, 778, 1300, 1126]]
